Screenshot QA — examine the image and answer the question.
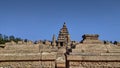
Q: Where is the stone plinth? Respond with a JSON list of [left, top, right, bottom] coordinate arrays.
[[81, 34, 103, 44]]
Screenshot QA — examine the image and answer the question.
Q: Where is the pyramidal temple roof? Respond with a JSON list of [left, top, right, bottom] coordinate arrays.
[[57, 22, 71, 46]]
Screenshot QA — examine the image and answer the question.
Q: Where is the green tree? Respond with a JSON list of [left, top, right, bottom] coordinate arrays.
[[0, 34, 3, 40], [9, 35, 15, 41], [0, 34, 25, 44], [113, 41, 118, 45], [0, 34, 4, 44], [14, 37, 22, 43], [24, 39, 28, 42], [3, 35, 9, 42]]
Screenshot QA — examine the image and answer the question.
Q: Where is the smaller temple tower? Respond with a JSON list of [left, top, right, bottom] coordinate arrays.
[[52, 34, 56, 46], [57, 22, 71, 47]]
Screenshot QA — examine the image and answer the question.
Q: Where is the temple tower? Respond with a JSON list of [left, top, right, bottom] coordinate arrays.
[[57, 23, 71, 47], [52, 34, 56, 46]]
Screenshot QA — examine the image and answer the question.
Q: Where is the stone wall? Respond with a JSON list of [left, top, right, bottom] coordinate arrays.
[[0, 44, 57, 68], [66, 41, 120, 68], [67, 55, 120, 68]]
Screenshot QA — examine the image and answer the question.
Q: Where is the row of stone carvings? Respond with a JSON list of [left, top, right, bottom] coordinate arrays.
[[69, 61, 120, 68], [0, 61, 55, 68]]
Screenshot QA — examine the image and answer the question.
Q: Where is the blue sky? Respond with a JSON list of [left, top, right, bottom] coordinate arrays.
[[0, 0, 120, 41]]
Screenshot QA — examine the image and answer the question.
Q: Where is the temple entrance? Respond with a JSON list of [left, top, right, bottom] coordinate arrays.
[[60, 42, 64, 46]]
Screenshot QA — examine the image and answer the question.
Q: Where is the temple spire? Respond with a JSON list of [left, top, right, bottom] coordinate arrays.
[[57, 23, 71, 47]]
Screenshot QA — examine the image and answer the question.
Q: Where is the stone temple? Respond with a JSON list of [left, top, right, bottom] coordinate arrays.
[[57, 23, 71, 47], [0, 23, 120, 68]]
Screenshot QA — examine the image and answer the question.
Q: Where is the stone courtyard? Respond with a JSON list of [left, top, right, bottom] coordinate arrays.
[[0, 23, 120, 68]]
